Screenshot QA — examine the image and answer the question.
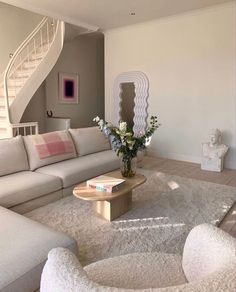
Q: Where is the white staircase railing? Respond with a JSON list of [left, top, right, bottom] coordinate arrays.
[[12, 122, 39, 136], [1, 16, 64, 138]]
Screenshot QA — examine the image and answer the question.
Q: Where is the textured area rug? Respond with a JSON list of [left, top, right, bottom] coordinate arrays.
[[26, 169, 236, 266]]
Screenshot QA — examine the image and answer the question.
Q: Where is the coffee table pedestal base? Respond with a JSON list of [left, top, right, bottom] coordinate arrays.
[[95, 191, 132, 221]]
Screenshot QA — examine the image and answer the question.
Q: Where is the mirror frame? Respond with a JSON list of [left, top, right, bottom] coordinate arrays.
[[113, 71, 149, 136]]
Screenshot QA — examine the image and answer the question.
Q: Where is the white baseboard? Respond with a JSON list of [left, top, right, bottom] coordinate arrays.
[[147, 149, 236, 170]]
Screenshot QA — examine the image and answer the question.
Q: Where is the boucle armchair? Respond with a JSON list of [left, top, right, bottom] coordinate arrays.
[[41, 224, 236, 292]]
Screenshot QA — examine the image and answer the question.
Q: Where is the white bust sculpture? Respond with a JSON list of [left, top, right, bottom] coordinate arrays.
[[201, 129, 228, 172]]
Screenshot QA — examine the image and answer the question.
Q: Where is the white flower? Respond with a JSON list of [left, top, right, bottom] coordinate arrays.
[[137, 131, 144, 137], [93, 116, 100, 122], [145, 137, 152, 146], [98, 119, 104, 127], [128, 140, 135, 150], [119, 122, 127, 133]]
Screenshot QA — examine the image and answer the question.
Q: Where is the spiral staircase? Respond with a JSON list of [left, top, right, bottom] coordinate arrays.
[[0, 17, 65, 139]]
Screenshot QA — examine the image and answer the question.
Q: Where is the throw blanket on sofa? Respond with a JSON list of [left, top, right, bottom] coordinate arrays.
[[32, 131, 75, 159]]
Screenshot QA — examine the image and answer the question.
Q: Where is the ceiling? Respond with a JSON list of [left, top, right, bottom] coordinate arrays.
[[1, 0, 234, 31]]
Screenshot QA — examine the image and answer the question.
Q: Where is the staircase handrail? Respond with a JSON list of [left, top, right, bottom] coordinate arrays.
[[3, 16, 48, 122], [11, 121, 39, 136]]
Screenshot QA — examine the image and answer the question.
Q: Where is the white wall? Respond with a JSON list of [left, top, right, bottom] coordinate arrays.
[[104, 2, 236, 169], [0, 2, 43, 73], [45, 33, 104, 128]]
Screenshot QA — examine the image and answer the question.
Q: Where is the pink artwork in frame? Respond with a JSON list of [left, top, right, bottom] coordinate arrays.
[[59, 72, 79, 104]]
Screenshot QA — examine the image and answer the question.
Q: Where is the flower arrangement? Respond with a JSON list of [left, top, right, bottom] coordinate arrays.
[[93, 116, 160, 177]]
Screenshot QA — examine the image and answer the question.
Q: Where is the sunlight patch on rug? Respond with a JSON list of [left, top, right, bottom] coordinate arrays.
[[26, 169, 236, 266]]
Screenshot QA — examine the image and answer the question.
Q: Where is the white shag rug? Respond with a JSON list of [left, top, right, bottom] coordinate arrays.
[[26, 169, 236, 266]]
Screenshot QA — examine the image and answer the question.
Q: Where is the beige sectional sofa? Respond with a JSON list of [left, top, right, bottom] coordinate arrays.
[[0, 127, 120, 292], [0, 127, 120, 214], [0, 206, 77, 292]]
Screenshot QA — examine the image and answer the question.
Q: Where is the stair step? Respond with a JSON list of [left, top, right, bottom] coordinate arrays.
[[22, 59, 41, 70], [30, 51, 46, 61], [0, 107, 6, 116], [10, 61, 40, 81], [22, 63, 36, 71], [0, 116, 7, 121], [0, 130, 7, 135], [31, 43, 50, 56], [29, 54, 43, 62], [39, 41, 52, 50], [0, 96, 15, 106], [0, 82, 22, 90], [9, 75, 28, 82], [0, 122, 8, 131], [11, 69, 32, 79], [0, 111, 6, 117], [0, 107, 6, 114], [0, 87, 19, 97], [7, 78, 25, 87]]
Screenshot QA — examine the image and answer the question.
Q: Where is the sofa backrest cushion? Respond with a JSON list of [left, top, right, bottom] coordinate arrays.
[[23, 131, 76, 170], [69, 127, 111, 156], [0, 136, 29, 176]]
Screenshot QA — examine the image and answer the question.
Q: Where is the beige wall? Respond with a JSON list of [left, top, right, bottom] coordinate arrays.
[[104, 2, 236, 169], [45, 33, 104, 128], [0, 2, 42, 73], [21, 82, 46, 133], [21, 33, 104, 131]]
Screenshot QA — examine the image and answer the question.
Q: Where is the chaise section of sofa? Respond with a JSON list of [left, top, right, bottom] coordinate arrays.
[[0, 136, 64, 214], [0, 171, 62, 214], [0, 206, 77, 292]]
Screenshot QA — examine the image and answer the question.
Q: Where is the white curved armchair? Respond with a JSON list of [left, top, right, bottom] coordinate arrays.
[[41, 224, 236, 292]]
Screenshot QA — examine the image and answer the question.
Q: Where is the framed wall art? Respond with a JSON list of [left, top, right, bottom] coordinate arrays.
[[59, 72, 79, 104]]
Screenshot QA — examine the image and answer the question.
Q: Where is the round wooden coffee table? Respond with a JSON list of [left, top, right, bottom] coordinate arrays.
[[73, 170, 146, 221]]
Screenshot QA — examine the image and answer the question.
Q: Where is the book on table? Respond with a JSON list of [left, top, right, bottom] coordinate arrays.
[[86, 175, 125, 193]]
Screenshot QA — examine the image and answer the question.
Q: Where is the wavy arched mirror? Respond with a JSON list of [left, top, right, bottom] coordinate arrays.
[[120, 82, 135, 129], [113, 71, 149, 136]]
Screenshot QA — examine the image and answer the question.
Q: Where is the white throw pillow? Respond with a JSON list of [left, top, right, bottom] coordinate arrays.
[[23, 131, 77, 171], [0, 136, 29, 176], [69, 127, 111, 156]]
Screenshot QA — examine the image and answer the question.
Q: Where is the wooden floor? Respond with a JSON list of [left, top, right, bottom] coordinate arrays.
[[142, 156, 236, 237]]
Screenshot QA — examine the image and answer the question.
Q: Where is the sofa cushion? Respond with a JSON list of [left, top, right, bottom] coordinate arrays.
[[36, 150, 120, 188], [0, 136, 29, 176], [69, 127, 110, 156], [0, 206, 77, 292], [10, 190, 62, 215], [23, 131, 76, 170], [0, 171, 62, 208]]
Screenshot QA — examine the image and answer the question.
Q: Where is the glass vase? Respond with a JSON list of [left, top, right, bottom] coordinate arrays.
[[120, 156, 137, 178]]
